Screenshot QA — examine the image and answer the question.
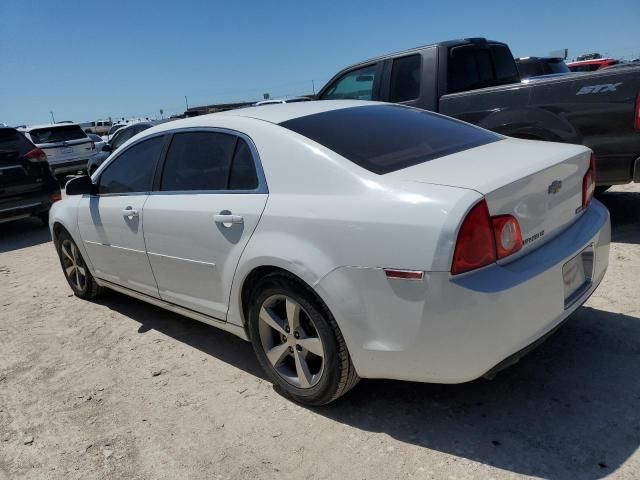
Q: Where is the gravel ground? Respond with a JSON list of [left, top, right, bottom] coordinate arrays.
[[1, 184, 639, 480]]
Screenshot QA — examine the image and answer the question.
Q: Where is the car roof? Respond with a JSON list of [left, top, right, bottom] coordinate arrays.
[[140, 100, 384, 136]]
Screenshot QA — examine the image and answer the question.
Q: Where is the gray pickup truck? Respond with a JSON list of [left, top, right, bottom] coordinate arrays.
[[318, 38, 640, 187]]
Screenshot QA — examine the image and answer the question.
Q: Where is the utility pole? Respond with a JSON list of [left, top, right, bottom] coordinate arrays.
[[184, 96, 189, 111], [312, 80, 315, 95], [49, 111, 55, 123]]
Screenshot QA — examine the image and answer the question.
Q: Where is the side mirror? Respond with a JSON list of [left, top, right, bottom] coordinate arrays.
[[102, 143, 113, 153], [65, 175, 95, 196]]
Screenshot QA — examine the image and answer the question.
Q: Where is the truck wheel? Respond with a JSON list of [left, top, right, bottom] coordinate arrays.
[[247, 271, 359, 406]]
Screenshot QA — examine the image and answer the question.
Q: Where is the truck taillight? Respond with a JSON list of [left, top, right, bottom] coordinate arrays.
[[635, 92, 640, 131], [582, 153, 596, 209], [452, 200, 524, 275], [24, 148, 47, 163]]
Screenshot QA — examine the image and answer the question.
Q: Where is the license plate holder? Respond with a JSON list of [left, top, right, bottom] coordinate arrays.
[[563, 245, 594, 309]]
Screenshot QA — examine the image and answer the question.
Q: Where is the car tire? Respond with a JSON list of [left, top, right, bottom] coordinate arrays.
[[247, 271, 359, 406], [55, 230, 102, 300]]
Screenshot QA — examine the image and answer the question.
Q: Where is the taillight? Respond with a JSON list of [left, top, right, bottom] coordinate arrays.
[[451, 200, 496, 275], [24, 148, 47, 163], [452, 200, 524, 275], [582, 153, 596, 209], [635, 92, 640, 131], [492, 215, 523, 259], [51, 191, 62, 202]]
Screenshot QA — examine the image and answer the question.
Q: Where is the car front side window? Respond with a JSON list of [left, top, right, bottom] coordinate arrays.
[[98, 136, 165, 195], [320, 64, 377, 100]]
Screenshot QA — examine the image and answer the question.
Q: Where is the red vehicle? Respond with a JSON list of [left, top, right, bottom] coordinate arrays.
[[567, 58, 620, 72]]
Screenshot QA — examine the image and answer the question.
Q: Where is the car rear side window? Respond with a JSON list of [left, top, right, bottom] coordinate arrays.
[[0, 129, 35, 158], [279, 105, 500, 175], [160, 131, 239, 191], [98, 136, 164, 194], [320, 64, 377, 100], [28, 125, 87, 144], [228, 138, 259, 190], [389, 54, 421, 102]]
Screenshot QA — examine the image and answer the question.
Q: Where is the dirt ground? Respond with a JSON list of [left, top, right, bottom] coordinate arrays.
[[1, 184, 639, 480]]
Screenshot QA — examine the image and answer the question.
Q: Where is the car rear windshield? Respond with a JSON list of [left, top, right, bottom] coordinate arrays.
[[0, 128, 34, 157], [29, 125, 88, 144], [279, 105, 500, 174]]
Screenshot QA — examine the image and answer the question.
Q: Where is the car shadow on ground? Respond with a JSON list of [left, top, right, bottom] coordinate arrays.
[[97, 285, 640, 479], [0, 218, 51, 253], [597, 189, 640, 244], [316, 307, 640, 479], [95, 289, 266, 380]]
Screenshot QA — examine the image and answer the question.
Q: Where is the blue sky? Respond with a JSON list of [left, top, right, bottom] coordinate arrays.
[[2, 0, 638, 126]]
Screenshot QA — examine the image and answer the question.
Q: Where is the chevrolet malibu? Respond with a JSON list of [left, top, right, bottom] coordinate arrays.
[[50, 101, 610, 405]]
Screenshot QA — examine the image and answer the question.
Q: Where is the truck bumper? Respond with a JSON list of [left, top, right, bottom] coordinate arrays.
[[315, 199, 611, 383]]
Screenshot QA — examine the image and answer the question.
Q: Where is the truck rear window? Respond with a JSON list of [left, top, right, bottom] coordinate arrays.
[[448, 44, 520, 94], [279, 105, 500, 174], [29, 125, 88, 144]]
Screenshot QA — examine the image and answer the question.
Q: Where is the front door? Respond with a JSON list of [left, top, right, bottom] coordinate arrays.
[[78, 135, 166, 297], [142, 130, 268, 319]]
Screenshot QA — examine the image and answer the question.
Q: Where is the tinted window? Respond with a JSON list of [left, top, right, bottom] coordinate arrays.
[[280, 105, 500, 174], [229, 138, 259, 190], [389, 54, 421, 102], [98, 136, 164, 194], [489, 44, 519, 83], [0, 129, 34, 157], [160, 132, 236, 191], [448, 44, 518, 94], [320, 64, 376, 100], [111, 128, 136, 149], [29, 125, 87, 144]]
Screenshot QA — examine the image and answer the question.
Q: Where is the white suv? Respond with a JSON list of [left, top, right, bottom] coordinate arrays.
[[20, 123, 97, 177]]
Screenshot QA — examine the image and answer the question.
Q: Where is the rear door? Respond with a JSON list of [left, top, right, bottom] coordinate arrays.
[[142, 129, 268, 320], [78, 135, 167, 297]]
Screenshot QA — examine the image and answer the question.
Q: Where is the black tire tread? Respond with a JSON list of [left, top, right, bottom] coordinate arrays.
[[249, 271, 359, 405], [55, 230, 102, 300]]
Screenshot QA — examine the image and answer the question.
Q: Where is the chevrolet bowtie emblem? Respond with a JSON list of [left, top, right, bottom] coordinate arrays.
[[548, 180, 562, 195]]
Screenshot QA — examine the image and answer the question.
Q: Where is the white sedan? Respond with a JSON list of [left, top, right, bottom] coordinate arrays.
[[50, 101, 610, 405]]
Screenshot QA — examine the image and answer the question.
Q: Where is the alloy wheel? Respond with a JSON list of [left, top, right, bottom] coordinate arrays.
[[60, 239, 87, 291], [257, 294, 325, 388]]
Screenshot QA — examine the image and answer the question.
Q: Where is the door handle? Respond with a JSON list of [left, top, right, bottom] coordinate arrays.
[[122, 207, 139, 218], [214, 213, 243, 225]]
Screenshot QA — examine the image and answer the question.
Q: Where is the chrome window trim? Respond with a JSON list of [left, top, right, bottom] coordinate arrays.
[[94, 127, 268, 197]]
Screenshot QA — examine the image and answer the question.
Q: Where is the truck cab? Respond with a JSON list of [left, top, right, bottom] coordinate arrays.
[[318, 38, 640, 186]]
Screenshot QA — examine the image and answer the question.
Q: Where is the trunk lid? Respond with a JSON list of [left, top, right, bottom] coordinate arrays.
[[388, 137, 591, 256]]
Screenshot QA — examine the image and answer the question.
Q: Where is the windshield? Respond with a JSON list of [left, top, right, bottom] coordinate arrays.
[[279, 105, 500, 174], [29, 125, 87, 144]]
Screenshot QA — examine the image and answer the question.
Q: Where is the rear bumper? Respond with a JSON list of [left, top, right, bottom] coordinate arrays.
[[49, 158, 94, 175], [316, 199, 611, 383], [0, 186, 59, 223]]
